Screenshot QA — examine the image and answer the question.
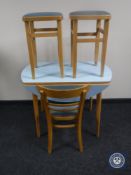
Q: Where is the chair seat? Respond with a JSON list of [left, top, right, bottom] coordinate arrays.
[[23, 12, 63, 21], [70, 10, 111, 20]]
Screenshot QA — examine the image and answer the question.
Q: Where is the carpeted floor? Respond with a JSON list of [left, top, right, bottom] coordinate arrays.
[[0, 101, 131, 175]]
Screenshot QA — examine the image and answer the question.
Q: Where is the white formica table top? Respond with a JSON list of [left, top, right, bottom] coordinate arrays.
[[21, 61, 112, 85]]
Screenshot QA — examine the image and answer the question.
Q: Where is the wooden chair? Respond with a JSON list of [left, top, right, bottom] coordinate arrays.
[[37, 85, 90, 154], [23, 12, 64, 79], [70, 11, 111, 78]]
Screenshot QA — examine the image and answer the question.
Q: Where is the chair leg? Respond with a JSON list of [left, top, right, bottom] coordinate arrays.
[[57, 20, 64, 78], [96, 93, 102, 138], [77, 121, 83, 152], [32, 94, 40, 138], [47, 116, 53, 154]]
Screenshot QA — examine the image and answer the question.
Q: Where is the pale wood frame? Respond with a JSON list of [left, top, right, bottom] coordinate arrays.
[[23, 16, 64, 79], [70, 15, 110, 78]]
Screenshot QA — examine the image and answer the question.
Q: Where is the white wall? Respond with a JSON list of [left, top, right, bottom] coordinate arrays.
[[0, 0, 131, 100]]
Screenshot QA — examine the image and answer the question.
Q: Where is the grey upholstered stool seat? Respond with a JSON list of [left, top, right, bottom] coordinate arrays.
[[23, 12, 63, 21], [70, 10, 111, 20]]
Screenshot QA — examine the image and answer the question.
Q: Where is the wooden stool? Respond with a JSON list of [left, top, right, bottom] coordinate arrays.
[[23, 12, 64, 79], [70, 11, 111, 78]]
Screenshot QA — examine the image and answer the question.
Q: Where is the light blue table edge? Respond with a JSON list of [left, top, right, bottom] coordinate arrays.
[[25, 85, 108, 101]]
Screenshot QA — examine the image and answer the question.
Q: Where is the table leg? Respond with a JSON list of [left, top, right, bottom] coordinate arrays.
[[40, 93, 44, 112], [89, 97, 93, 112], [32, 94, 40, 138], [96, 93, 102, 138]]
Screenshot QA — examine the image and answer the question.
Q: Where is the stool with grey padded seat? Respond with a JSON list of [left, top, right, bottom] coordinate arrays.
[[23, 12, 64, 79], [69, 10, 111, 78]]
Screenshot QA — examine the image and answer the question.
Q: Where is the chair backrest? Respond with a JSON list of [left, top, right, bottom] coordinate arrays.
[[37, 85, 90, 125], [38, 85, 89, 98]]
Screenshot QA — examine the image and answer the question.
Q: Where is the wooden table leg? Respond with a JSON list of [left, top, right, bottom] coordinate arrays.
[[40, 93, 44, 112], [96, 93, 102, 138], [32, 94, 40, 138], [89, 97, 93, 112]]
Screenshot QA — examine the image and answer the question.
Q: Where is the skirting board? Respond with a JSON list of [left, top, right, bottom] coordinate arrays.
[[0, 99, 131, 105]]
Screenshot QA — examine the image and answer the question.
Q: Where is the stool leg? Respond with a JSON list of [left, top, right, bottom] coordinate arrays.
[[57, 20, 64, 77], [32, 94, 40, 138], [95, 20, 101, 65], [71, 20, 73, 66], [72, 20, 78, 78], [101, 19, 110, 76], [30, 21, 37, 68], [96, 93, 102, 138], [25, 22, 36, 79]]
